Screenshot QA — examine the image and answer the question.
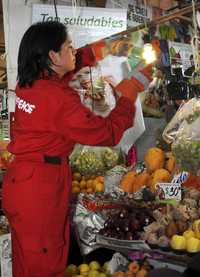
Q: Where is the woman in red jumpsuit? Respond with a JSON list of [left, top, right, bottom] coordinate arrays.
[[2, 21, 141, 277]]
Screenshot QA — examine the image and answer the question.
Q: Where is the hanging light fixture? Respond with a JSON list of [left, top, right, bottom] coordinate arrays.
[[142, 0, 156, 64], [142, 43, 156, 64]]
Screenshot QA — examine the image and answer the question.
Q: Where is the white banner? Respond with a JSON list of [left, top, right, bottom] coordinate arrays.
[[106, 0, 152, 27], [32, 4, 127, 48]]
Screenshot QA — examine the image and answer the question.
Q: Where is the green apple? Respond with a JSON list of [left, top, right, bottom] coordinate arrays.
[[99, 273, 107, 277], [88, 270, 99, 277], [65, 264, 78, 277], [79, 264, 90, 274], [89, 261, 101, 271], [102, 262, 110, 273]]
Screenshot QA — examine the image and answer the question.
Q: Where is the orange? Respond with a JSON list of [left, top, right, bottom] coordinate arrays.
[[72, 180, 80, 187], [94, 182, 104, 193], [86, 187, 93, 194], [93, 179, 99, 187], [79, 180, 87, 189], [72, 172, 82, 181], [86, 179, 94, 189], [95, 176, 104, 183], [71, 186, 80, 193]]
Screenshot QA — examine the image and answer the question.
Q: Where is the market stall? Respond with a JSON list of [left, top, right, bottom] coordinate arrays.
[[1, 1, 200, 277]]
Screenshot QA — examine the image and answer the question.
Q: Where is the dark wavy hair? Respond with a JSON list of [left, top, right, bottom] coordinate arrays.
[[17, 21, 68, 87]]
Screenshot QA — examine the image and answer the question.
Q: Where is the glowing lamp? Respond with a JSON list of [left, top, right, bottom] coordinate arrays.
[[142, 43, 156, 64]]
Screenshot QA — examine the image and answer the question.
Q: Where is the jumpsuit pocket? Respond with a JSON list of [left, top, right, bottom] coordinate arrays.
[[3, 162, 35, 184], [22, 237, 66, 276], [35, 164, 63, 200], [2, 163, 36, 217]]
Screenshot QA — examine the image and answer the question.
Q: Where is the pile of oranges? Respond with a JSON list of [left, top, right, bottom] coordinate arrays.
[[71, 172, 104, 194]]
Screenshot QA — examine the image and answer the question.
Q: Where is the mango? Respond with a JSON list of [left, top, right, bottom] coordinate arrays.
[[192, 219, 200, 239], [170, 235, 186, 250], [186, 237, 200, 253], [183, 229, 195, 240]]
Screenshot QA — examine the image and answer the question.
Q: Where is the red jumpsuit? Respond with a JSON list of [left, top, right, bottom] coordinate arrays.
[[2, 48, 135, 277]]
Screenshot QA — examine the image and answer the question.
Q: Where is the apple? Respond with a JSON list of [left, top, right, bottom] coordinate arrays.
[[65, 264, 78, 277], [88, 270, 99, 277], [79, 264, 90, 275], [89, 261, 101, 271], [99, 273, 107, 277]]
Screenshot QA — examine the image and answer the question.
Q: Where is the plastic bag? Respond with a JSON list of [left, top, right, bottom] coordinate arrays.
[[70, 65, 116, 117], [69, 144, 123, 177], [163, 98, 200, 175]]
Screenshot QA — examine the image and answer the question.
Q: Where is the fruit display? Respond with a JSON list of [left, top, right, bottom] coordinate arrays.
[[141, 187, 200, 251], [170, 219, 200, 253], [119, 147, 175, 194], [112, 260, 152, 277], [99, 206, 154, 240], [65, 261, 110, 277], [71, 172, 104, 194]]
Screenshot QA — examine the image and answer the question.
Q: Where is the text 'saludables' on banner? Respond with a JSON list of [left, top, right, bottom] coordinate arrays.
[[32, 4, 127, 48]]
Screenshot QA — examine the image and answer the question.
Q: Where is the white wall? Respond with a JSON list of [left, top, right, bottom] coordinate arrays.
[[2, 0, 43, 90], [2, 0, 87, 90]]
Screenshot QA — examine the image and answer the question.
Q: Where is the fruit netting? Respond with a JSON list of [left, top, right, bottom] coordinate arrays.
[[69, 145, 123, 177]]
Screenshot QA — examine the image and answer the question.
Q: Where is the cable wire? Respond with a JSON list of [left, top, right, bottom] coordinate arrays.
[[53, 0, 58, 20]]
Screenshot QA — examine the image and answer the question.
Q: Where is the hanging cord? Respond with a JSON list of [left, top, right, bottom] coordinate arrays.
[[144, 0, 148, 30], [89, 67, 95, 112], [72, 0, 78, 18], [53, 0, 58, 20]]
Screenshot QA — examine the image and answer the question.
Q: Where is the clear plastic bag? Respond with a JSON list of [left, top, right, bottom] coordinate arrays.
[[69, 144, 123, 177], [163, 98, 200, 175], [69, 65, 116, 117]]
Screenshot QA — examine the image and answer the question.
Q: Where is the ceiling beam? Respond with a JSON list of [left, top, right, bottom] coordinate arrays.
[[177, 15, 193, 23]]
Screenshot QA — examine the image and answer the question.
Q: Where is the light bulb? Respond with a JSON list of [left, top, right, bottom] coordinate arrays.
[[142, 43, 156, 64]]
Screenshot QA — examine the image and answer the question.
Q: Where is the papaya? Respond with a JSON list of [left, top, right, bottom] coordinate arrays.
[[144, 147, 165, 172], [120, 171, 137, 193], [150, 168, 171, 191], [132, 172, 151, 193]]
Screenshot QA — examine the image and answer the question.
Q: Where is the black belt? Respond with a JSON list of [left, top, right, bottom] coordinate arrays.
[[44, 155, 62, 165]]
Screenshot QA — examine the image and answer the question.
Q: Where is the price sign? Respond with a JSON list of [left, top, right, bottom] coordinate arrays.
[[156, 183, 182, 201]]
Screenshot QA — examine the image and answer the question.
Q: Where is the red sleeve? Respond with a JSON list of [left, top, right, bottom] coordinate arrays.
[[60, 88, 135, 146]]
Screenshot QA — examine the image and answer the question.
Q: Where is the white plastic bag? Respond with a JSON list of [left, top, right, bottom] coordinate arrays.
[[163, 98, 200, 175]]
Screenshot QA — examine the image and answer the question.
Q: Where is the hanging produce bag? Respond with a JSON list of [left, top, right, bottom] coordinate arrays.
[[163, 98, 200, 176]]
